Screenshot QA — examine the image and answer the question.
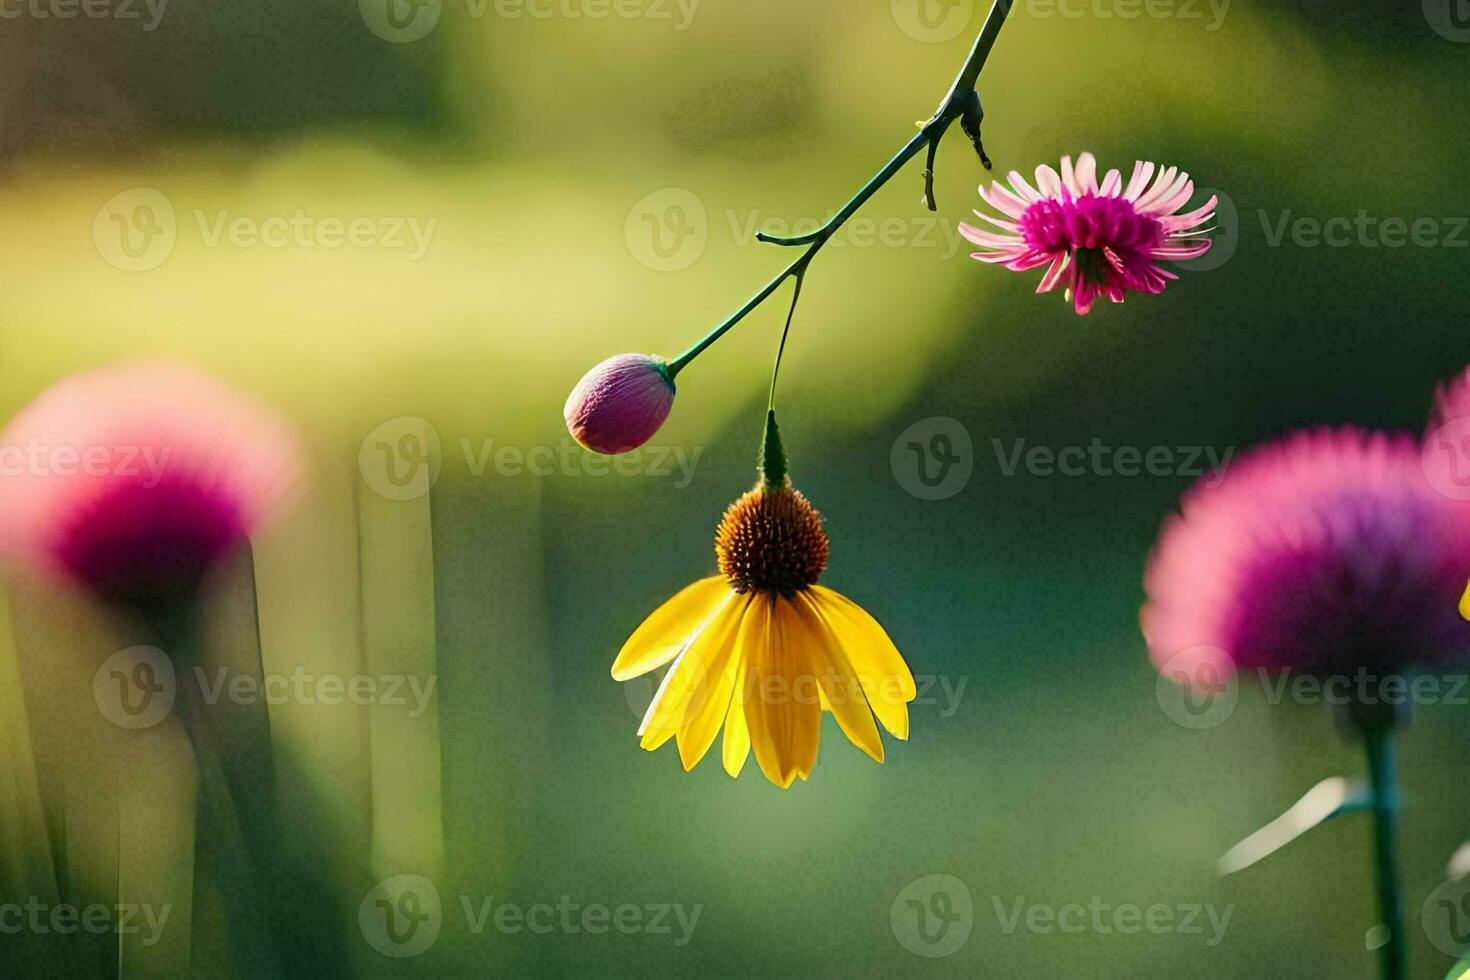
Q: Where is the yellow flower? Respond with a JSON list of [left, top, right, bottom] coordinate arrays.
[[612, 482, 916, 788]]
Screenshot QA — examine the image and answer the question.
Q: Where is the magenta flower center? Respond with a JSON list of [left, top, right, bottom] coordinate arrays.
[[1019, 194, 1164, 260], [53, 476, 249, 611]]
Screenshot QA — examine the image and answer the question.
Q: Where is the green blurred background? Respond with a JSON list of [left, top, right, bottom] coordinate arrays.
[[1, 0, 1469, 976]]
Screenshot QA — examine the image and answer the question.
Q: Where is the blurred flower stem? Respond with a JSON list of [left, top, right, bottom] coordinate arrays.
[[664, 0, 1012, 380], [1363, 725, 1407, 980]]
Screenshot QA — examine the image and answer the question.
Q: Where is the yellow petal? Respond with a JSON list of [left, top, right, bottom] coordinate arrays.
[[643, 726, 676, 751], [676, 595, 755, 771], [1460, 580, 1470, 622], [639, 591, 745, 750], [721, 653, 752, 778], [612, 577, 728, 681], [809, 585, 915, 740], [746, 595, 821, 789], [793, 591, 883, 764]]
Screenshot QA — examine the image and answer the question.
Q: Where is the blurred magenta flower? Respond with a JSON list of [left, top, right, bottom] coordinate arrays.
[[1427, 364, 1470, 432], [960, 153, 1216, 315], [1142, 427, 1470, 679], [564, 353, 676, 455], [0, 361, 302, 611]]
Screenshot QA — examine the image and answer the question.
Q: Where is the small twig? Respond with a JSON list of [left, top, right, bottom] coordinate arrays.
[[922, 134, 942, 212]]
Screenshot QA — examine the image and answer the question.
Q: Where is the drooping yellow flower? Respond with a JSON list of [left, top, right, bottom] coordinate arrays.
[[612, 480, 916, 789]]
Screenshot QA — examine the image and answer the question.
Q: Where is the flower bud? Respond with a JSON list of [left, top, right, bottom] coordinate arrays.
[[564, 354, 676, 455]]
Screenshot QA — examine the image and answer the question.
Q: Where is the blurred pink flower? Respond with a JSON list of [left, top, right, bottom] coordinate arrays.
[[960, 153, 1215, 315], [0, 362, 302, 610], [564, 353, 676, 456], [1426, 363, 1470, 436], [1142, 428, 1470, 678]]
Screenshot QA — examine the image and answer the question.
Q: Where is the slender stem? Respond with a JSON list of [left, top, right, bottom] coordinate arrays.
[[667, 249, 811, 378], [665, 0, 1011, 379], [1363, 727, 1407, 980], [767, 271, 805, 412]]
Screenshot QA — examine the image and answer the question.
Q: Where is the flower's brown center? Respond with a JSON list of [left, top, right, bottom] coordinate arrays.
[[715, 484, 829, 596]]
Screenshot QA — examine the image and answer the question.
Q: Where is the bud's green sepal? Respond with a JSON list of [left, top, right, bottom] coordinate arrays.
[[759, 410, 789, 488]]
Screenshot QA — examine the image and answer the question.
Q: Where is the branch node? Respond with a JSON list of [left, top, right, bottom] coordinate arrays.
[[957, 89, 992, 172]]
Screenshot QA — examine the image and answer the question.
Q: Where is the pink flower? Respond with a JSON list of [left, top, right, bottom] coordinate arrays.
[[960, 153, 1216, 315], [0, 362, 302, 610], [564, 353, 676, 456], [1142, 428, 1470, 679], [1427, 364, 1470, 435]]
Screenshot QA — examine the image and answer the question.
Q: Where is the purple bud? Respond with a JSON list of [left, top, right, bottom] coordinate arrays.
[[564, 354, 676, 455]]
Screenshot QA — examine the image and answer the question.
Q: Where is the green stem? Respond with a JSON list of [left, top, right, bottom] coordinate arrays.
[[1364, 726, 1407, 980], [665, 0, 1012, 379], [767, 271, 805, 412]]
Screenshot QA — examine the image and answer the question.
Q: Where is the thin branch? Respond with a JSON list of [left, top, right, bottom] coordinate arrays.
[[665, 0, 1012, 379]]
